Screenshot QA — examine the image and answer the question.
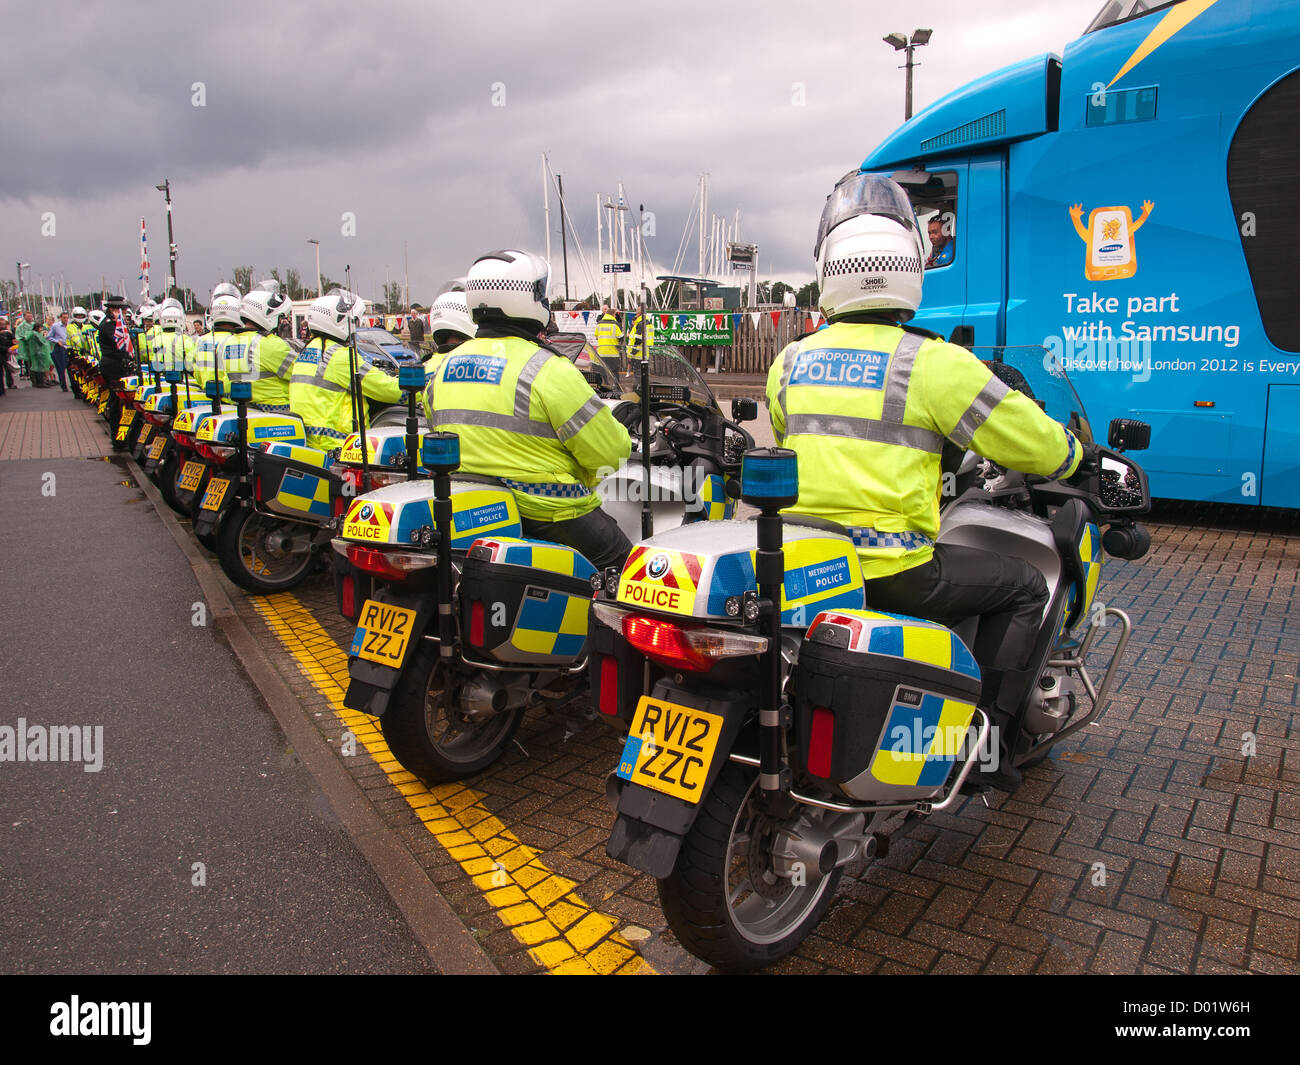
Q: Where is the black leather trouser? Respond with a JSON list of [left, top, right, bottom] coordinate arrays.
[[522, 506, 633, 572], [860, 543, 1049, 675]]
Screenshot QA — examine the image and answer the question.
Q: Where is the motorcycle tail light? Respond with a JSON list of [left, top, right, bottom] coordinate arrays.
[[195, 442, 236, 463], [470, 600, 485, 646], [620, 614, 768, 673], [333, 540, 435, 581], [341, 574, 357, 619], [807, 706, 835, 778]]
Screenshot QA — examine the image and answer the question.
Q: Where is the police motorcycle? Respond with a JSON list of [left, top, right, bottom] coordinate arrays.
[[590, 346, 1151, 970], [208, 308, 429, 594], [336, 342, 758, 783]]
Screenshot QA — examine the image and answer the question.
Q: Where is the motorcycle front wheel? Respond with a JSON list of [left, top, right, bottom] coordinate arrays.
[[381, 643, 525, 784], [215, 508, 316, 594], [658, 761, 842, 972]]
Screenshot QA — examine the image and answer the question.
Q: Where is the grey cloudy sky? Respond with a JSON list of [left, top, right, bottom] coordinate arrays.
[[1, 0, 1100, 307]]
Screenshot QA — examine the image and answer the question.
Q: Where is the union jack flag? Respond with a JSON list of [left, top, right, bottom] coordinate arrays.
[[114, 310, 133, 356]]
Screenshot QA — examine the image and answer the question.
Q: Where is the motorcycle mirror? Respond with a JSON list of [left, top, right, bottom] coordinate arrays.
[[1107, 418, 1150, 452], [731, 397, 758, 423]]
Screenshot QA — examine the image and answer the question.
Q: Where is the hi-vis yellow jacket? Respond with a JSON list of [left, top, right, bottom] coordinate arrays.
[[766, 322, 1082, 579], [221, 329, 296, 414], [425, 335, 632, 522], [154, 329, 196, 375], [594, 313, 622, 357], [289, 335, 403, 452], [627, 313, 655, 358], [193, 325, 241, 397]]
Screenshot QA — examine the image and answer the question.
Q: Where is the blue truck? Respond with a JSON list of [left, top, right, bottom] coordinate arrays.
[[862, 0, 1300, 506]]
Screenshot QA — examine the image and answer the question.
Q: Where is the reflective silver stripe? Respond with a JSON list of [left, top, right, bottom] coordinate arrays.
[[949, 375, 1011, 448], [556, 395, 604, 442], [514, 348, 552, 416], [431, 409, 559, 439], [775, 342, 797, 429], [880, 332, 924, 424], [290, 373, 348, 393], [783, 413, 944, 453], [275, 346, 297, 379]]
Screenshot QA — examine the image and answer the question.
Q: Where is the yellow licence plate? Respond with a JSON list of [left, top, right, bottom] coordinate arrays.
[[149, 437, 167, 461], [115, 414, 135, 441], [179, 461, 205, 492], [616, 696, 725, 804], [118, 409, 135, 428], [201, 477, 231, 511], [349, 600, 418, 668]]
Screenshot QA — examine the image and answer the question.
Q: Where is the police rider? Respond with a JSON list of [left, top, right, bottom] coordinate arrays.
[[766, 173, 1086, 784], [425, 249, 633, 570]]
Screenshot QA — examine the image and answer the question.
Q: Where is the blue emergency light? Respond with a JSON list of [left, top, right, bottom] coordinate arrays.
[[398, 364, 425, 390], [420, 432, 461, 473], [230, 381, 252, 401], [741, 447, 799, 510], [204, 380, 220, 398], [164, 370, 183, 384]]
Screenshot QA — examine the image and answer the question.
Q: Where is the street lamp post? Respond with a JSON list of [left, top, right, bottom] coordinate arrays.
[[155, 179, 177, 301], [308, 239, 322, 297], [16, 262, 30, 316], [883, 28, 932, 121]]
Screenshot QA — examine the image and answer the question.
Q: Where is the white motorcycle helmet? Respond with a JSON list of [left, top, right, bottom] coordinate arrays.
[[306, 290, 365, 341], [466, 250, 551, 331], [428, 278, 475, 349], [815, 172, 924, 321], [157, 297, 184, 315], [158, 304, 186, 331], [72, 306, 87, 323], [242, 287, 291, 333], [88, 309, 106, 327]]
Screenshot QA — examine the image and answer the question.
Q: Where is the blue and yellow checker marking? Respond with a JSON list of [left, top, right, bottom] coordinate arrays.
[[479, 536, 597, 582], [702, 539, 866, 622], [276, 468, 333, 520], [264, 442, 330, 468], [388, 490, 522, 549], [687, 473, 732, 523], [869, 690, 977, 788], [1075, 522, 1103, 627], [513, 588, 590, 658], [861, 615, 981, 680]]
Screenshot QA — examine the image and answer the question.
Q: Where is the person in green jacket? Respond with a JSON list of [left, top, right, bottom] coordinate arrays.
[[19, 318, 54, 386]]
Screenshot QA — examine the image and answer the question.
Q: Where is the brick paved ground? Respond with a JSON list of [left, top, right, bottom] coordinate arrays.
[[224, 500, 1299, 974]]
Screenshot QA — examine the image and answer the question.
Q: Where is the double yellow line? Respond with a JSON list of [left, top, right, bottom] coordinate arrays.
[[252, 594, 654, 975]]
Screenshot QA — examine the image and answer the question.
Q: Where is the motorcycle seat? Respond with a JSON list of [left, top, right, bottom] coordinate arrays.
[[784, 514, 852, 538]]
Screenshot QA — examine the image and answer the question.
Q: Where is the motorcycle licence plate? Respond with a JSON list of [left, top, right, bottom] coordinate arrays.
[[201, 477, 230, 512], [138, 426, 153, 451], [179, 461, 205, 492], [349, 600, 418, 669], [617, 696, 724, 804], [115, 413, 135, 441], [149, 437, 167, 461]]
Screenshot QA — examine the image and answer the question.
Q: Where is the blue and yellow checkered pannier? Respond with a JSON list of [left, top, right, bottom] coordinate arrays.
[[459, 536, 597, 667], [253, 442, 340, 523], [794, 609, 983, 803]]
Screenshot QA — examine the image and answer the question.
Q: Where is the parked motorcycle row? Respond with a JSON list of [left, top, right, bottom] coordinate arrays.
[[74, 333, 1152, 972]]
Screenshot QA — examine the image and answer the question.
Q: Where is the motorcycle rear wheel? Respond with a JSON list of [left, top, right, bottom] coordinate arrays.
[[381, 643, 525, 784], [156, 450, 188, 515], [658, 761, 842, 972], [215, 507, 316, 594]]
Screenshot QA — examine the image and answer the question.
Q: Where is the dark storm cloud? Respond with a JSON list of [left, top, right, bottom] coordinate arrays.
[[1, 0, 1099, 303]]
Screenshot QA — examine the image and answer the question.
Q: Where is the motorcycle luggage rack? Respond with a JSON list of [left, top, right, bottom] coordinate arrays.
[[1019, 605, 1132, 764], [728, 707, 991, 817]]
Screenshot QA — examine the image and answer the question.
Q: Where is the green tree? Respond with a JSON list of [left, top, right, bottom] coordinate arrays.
[[286, 268, 303, 300], [232, 265, 254, 292], [795, 280, 820, 308], [770, 281, 794, 305]]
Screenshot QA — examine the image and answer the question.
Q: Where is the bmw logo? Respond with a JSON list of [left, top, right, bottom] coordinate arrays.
[[359, 503, 373, 520], [647, 553, 671, 579]]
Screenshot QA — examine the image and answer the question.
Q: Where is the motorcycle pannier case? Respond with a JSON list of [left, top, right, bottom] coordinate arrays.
[[794, 609, 982, 803], [254, 443, 340, 522], [460, 537, 597, 667]]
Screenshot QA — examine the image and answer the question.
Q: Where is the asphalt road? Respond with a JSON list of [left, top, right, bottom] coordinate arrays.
[[0, 387, 437, 973]]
